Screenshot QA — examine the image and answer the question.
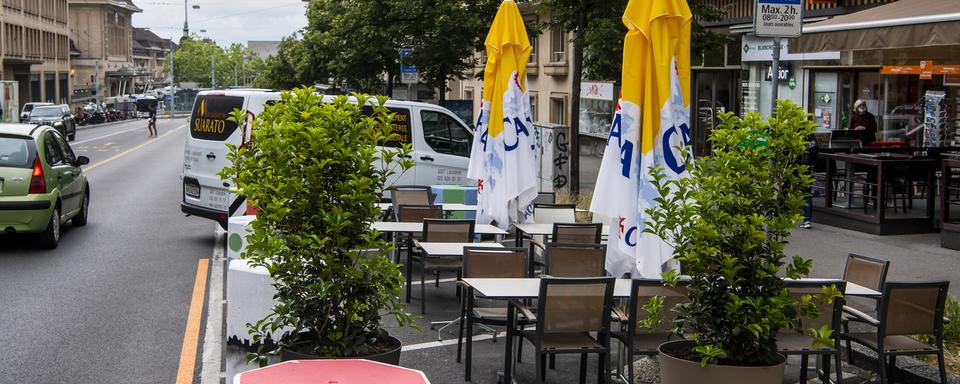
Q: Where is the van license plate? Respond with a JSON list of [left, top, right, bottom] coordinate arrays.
[[184, 181, 200, 198]]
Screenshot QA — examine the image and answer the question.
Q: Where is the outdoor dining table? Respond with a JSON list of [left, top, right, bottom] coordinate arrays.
[[233, 359, 431, 384], [372, 222, 508, 303], [378, 202, 479, 212], [461, 277, 880, 383], [415, 241, 505, 339], [511, 222, 612, 247]]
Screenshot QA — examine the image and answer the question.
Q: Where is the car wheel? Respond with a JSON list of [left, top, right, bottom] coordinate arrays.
[[69, 133, 76, 141], [39, 206, 61, 249], [72, 190, 89, 227]]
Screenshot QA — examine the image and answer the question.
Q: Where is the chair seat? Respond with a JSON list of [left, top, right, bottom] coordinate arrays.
[[612, 331, 675, 352], [521, 332, 604, 351], [777, 332, 835, 353], [416, 257, 462, 270], [473, 307, 536, 322], [845, 333, 939, 353]]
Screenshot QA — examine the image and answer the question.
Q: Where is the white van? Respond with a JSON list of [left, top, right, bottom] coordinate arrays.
[[180, 89, 475, 227]]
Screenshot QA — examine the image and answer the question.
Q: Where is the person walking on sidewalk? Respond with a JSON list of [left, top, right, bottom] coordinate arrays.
[[147, 103, 157, 137]]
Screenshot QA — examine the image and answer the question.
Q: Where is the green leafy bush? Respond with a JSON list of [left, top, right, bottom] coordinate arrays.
[[944, 295, 960, 341], [645, 100, 839, 366], [220, 87, 415, 365]]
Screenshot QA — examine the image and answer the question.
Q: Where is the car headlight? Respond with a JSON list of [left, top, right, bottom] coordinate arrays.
[[53, 121, 64, 126]]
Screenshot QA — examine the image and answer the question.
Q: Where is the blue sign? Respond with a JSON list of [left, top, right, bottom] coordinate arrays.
[[400, 49, 417, 74]]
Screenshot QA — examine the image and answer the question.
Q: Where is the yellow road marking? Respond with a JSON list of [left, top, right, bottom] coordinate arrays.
[[176, 258, 210, 384], [84, 126, 183, 172]]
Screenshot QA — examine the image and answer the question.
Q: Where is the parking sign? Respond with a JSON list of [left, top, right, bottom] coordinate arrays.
[[400, 48, 418, 85], [754, 0, 803, 37]]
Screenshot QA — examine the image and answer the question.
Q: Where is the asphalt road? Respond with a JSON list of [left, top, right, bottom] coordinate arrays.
[[0, 117, 218, 383]]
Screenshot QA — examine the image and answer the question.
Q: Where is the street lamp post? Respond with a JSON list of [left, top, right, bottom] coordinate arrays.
[[210, 55, 216, 88]]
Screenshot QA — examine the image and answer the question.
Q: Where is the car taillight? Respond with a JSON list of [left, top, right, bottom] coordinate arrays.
[[29, 157, 47, 194]]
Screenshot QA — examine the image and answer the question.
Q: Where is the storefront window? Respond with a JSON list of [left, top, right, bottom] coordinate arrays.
[[812, 72, 838, 131], [1, 81, 19, 123], [578, 82, 615, 136]]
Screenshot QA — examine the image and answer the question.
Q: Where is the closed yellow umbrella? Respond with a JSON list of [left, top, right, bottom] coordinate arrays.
[[590, 0, 693, 277], [467, 0, 538, 229]]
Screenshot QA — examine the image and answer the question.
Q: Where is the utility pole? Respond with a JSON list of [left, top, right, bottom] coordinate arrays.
[[210, 55, 216, 88], [94, 60, 101, 104], [770, 37, 781, 117], [169, 40, 175, 118], [182, 0, 189, 38]]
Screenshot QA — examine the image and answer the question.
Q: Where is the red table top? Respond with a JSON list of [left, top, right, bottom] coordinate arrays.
[[236, 360, 430, 384]]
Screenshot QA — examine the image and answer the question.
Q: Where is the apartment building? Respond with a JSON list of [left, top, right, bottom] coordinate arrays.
[[0, 0, 72, 121], [132, 27, 175, 91], [448, 11, 579, 130], [69, 0, 141, 103]]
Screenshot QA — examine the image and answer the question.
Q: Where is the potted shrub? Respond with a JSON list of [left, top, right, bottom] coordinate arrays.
[[643, 100, 841, 383], [221, 87, 415, 366]]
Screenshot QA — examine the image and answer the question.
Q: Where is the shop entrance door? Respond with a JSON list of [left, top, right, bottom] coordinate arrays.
[[692, 70, 738, 157], [0, 81, 18, 123]]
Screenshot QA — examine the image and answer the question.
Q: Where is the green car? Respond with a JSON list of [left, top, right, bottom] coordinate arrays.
[[0, 124, 90, 248]]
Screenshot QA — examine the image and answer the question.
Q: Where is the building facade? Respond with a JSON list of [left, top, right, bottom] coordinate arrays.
[[448, 12, 577, 129], [1, 0, 72, 121], [132, 27, 174, 92], [247, 40, 279, 59], [68, 0, 142, 104]]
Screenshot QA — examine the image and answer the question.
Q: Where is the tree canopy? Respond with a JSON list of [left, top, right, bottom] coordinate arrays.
[[172, 36, 266, 88]]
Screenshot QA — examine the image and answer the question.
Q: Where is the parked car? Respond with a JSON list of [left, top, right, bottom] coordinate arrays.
[[19, 102, 53, 123], [0, 123, 90, 248], [181, 89, 475, 228], [27, 105, 77, 141]]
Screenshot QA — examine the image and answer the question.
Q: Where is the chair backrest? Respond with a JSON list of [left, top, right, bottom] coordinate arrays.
[[533, 192, 556, 205], [533, 203, 576, 224], [552, 222, 602, 244], [879, 281, 950, 338], [843, 253, 890, 292], [391, 186, 433, 216], [462, 247, 527, 278], [397, 205, 442, 223], [537, 277, 615, 334], [544, 243, 606, 277], [784, 280, 847, 331], [629, 279, 690, 334], [422, 219, 475, 243]]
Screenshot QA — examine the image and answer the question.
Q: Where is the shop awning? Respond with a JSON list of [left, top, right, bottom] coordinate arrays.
[[791, 0, 960, 53]]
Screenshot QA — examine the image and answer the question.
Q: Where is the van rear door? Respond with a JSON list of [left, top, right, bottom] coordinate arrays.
[[182, 94, 245, 214]]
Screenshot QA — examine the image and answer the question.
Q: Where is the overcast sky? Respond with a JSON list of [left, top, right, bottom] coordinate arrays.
[[132, 0, 308, 47]]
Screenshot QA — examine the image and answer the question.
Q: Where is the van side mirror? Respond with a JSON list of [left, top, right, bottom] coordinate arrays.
[[75, 156, 90, 166]]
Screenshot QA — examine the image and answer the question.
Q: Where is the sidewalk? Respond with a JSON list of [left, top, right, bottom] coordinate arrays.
[[218, 223, 960, 383]]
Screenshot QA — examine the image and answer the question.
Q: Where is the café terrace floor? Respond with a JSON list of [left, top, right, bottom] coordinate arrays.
[[224, 223, 960, 383]]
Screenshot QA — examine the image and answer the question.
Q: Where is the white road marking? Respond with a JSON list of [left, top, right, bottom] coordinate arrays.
[[401, 333, 496, 351], [74, 121, 185, 144]]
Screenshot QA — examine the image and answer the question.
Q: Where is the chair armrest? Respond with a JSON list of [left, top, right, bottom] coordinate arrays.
[[842, 305, 880, 327], [530, 238, 546, 252], [612, 306, 628, 323], [510, 299, 537, 321]]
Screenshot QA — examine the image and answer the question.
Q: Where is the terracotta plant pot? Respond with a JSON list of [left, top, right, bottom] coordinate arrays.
[[280, 334, 403, 366], [658, 340, 785, 384]]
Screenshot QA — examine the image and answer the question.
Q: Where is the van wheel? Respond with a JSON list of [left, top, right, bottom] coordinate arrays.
[[73, 190, 89, 226], [39, 206, 61, 249]]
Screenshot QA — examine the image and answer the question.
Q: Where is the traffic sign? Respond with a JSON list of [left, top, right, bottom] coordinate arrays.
[[400, 48, 418, 85], [754, 0, 803, 37]]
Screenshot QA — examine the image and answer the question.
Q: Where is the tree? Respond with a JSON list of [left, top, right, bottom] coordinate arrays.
[[403, 0, 501, 103], [172, 36, 266, 88]]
